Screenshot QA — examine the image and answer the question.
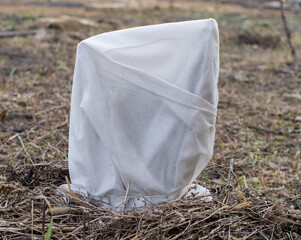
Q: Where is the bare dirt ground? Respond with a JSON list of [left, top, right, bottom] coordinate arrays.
[[0, 0, 300, 239]]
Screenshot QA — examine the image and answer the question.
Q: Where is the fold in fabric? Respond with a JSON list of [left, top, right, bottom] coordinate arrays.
[[61, 19, 219, 207]]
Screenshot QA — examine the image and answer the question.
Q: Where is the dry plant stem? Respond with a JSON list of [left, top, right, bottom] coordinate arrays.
[[227, 159, 234, 186], [123, 182, 131, 210], [280, 0, 297, 69], [31, 200, 34, 240], [17, 134, 34, 166], [83, 211, 86, 240], [42, 200, 46, 237]]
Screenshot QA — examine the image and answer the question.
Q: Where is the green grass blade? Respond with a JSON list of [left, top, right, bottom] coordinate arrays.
[[44, 217, 53, 240]]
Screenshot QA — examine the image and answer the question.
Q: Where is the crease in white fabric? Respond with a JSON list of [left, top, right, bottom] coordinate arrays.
[[81, 41, 217, 114]]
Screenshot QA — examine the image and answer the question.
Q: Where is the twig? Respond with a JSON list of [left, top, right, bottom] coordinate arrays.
[[65, 176, 73, 193], [227, 159, 234, 186], [17, 134, 34, 166], [83, 211, 87, 240], [87, 211, 90, 235], [248, 125, 283, 135], [221, 158, 234, 202], [280, 0, 298, 69], [0, 30, 38, 38], [123, 182, 131, 210], [228, 226, 231, 240], [42, 200, 46, 237], [31, 200, 34, 240]]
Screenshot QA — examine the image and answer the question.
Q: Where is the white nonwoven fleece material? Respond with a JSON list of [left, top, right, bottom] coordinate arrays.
[[61, 19, 219, 208]]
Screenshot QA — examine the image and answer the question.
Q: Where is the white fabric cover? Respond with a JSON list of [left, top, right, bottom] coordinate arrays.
[[63, 19, 219, 207]]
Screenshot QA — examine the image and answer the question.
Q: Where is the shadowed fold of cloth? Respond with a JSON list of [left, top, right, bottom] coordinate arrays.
[[60, 19, 219, 208]]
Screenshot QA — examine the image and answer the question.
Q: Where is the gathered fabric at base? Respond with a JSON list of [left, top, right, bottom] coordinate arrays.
[[60, 19, 219, 208]]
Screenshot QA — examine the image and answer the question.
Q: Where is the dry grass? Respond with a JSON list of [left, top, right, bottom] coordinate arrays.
[[0, 0, 300, 239], [1, 163, 300, 239]]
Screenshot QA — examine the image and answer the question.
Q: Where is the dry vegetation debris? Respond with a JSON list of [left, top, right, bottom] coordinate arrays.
[[0, 0, 300, 239], [1, 163, 300, 239]]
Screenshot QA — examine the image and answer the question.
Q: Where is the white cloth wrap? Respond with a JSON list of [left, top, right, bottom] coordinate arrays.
[[62, 19, 219, 207]]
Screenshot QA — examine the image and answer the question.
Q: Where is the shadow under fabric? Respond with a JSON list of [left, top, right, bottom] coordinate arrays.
[[60, 19, 219, 208]]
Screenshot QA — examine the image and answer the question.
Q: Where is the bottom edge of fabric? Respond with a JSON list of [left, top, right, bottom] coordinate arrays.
[[58, 183, 212, 210]]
